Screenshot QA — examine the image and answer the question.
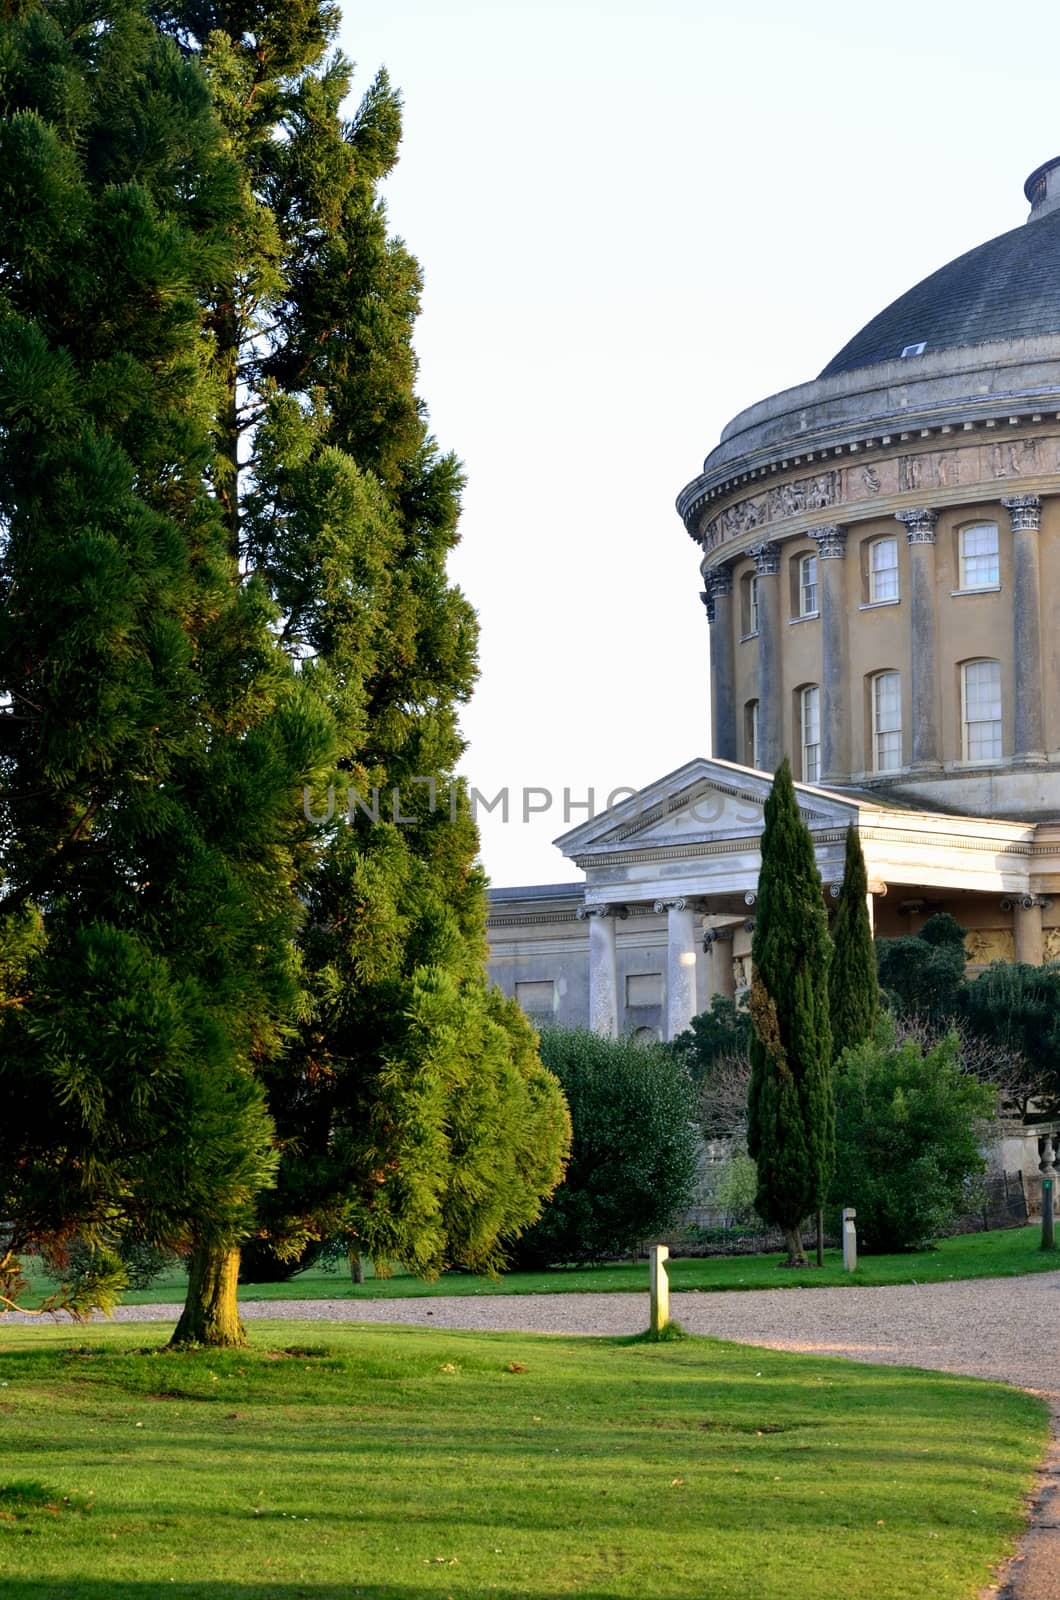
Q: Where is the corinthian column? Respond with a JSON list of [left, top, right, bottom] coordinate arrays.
[[808, 525, 849, 782], [895, 508, 941, 770], [701, 564, 736, 761], [655, 897, 698, 1041], [577, 905, 624, 1037], [751, 542, 782, 772], [1002, 496, 1046, 764]]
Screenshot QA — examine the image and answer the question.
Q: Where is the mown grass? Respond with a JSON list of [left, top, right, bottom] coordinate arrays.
[[0, 1319, 1047, 1599], [17, 1224, 1059, 1308]]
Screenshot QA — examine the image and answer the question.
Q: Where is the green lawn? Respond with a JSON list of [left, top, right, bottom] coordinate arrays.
[[0, 1320, 1046, 1599], [18, 1225, 1059, 1309]]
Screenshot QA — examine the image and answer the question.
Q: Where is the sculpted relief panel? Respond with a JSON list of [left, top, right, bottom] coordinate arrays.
[[701, 435, 1060, 552]]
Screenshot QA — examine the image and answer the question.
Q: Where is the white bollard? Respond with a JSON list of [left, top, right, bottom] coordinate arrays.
[[842, 1208, 858, 1273], [649, 1244, 670, 1332]]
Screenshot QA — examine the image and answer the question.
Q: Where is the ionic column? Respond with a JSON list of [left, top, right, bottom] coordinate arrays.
[[895, 509, 941, 770], [1002, 496, 1046, 764], [808, 525, 849, 782], [655, 897, 698, 1041], [703, 926, 735, 1004], [577, 904, 624, 1037], [1008, 895, 1046, 966], [701, 564, 736, 761], [751, 542, 782, 772]]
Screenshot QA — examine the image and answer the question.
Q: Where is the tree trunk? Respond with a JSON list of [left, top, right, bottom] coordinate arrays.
[[170, 1244, 246, 1348], [347, 1248, 366, 1285], [816, 1208, 825, 1267], [781, 1226, 809, 1269]]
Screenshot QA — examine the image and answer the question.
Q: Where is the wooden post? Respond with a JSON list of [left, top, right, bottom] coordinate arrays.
[[842, 1208, 857, 1273], [649, 1244, 670, 1334]]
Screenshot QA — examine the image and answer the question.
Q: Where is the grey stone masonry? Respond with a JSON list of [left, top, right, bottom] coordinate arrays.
[[751, 542, 782, 771], [809, 525, 849, 782], [703, 566, 736, 761], [1002, 495, 1046, 764], [895, 509, 941, 770]]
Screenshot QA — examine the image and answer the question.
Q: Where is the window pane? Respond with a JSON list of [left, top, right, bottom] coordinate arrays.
[[800, 554, 818, 615], [872, 670, 901, 771], [869, 537, 899, 602], [749, 576, 759, 633], [960, 525, 999, 588], [801, 686, 820, 782], [963, 660, 1001, 760]]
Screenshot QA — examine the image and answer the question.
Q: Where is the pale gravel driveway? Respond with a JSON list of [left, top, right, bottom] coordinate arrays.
[[88, 1270, 1060, 1397]]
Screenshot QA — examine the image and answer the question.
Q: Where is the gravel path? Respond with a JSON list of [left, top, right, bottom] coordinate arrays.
[[79, 1271, 1060, 1393]]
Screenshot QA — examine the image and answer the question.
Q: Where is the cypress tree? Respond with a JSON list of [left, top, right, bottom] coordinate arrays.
[[0, 0, 334, 1335], [746, 759, 833, 1267], [829, 824, 879, 1060]]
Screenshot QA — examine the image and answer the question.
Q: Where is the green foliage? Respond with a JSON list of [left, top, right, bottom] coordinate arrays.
[[832, 1024, 995, 1252], [165, 0, 570, 1282], [0, 0, 333, 1311], [705, 1145, 759, 1226], [959, 961, 1060, 1115], [511, 1029, 700, 1268], [875, 913, 968, 1021], [829, 825, 878, 1058], [670, 994, 751, 1080], [747, 760, 834, 1252]]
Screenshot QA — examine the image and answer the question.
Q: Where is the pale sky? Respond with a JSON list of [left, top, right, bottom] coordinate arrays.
[[339, 0, 1060, 886]]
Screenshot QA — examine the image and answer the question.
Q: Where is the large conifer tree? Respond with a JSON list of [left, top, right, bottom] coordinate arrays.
[[829, 824, 878, 1060], [148, 0, 569, 1319], [0, 0, 334, 1333], [747, 760, 833, 1267]]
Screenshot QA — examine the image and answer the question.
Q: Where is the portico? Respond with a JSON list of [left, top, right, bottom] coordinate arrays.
[[487, 756, 1058, 1041]]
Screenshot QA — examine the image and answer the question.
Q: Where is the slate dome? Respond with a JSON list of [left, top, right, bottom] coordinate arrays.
[[820, 161, 1060, 379]]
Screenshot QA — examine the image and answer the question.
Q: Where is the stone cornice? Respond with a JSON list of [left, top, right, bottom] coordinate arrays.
[[677, 333, 1060, 534], [486, 911, 582, 928]]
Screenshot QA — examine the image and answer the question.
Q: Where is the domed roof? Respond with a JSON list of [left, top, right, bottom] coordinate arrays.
[[820, 185, 1060, 380]]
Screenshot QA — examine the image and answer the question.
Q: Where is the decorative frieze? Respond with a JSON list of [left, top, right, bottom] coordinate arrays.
[[699, 435, 1060, 554]]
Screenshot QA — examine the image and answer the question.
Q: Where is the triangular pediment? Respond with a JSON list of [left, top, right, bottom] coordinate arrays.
[[553, 756, 864, 862]]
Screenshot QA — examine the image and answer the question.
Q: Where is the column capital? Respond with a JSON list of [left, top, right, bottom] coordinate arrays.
[[1001, 895, 1050, 912], [750, 540, 781, 576], [653, 896, 693, 914], [808, 524, 848, 560], [895, 507, 937, 544], [702, 925, 735, 950], [706, 563, 734, 598], [699, 588, 716, 624], [576, 903, 628, 921], [1002, 495, 1043, 533]]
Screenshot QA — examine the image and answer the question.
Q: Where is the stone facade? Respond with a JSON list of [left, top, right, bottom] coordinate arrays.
[[487, 162, 1060, 1046]]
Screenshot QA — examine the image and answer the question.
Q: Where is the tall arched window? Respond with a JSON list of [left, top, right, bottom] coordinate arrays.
[[962, 659, 1002, 761], [799, 685, 820, 783], [744, 699, 760, 768], [958, 524, 999, 590], [871, 670, 902, 772], [867, 535, 899, 603]]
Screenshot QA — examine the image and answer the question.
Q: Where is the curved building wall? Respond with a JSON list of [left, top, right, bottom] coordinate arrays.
[[685, 338, 1060, 820]]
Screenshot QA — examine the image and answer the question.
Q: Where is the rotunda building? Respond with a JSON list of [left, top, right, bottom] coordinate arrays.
[[486, 161, 1060, 1090], [678, 159, 1060, 824]]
